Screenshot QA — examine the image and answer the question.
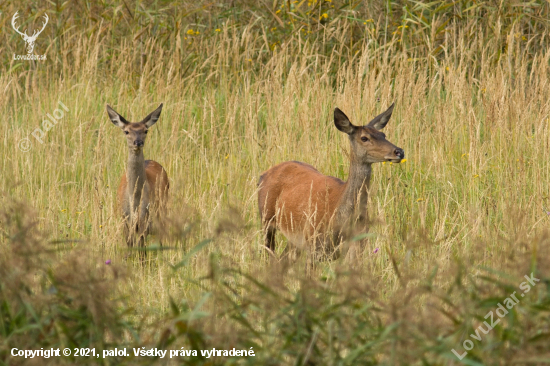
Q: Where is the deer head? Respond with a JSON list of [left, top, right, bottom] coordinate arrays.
[[12, 12, 49, 55], [334, 104, 405, 164], [106, 104, 164, 154]]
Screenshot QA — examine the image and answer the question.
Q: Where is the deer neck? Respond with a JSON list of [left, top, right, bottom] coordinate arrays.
[[335, 153, 372, 232], [126, 149, 147, 209]]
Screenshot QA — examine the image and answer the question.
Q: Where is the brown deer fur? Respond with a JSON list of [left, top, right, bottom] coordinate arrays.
[[258, 104, 403, 258], [107, 104, 169, 250]]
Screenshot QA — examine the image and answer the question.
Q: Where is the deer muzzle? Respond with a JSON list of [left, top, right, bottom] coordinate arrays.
[[385, 148, 405, 163]]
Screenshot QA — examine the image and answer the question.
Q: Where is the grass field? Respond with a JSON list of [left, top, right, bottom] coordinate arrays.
[[2, 1, 550, 364]]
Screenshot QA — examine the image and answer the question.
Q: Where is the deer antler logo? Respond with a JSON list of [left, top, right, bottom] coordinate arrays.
[[12, 12, 49, 55]]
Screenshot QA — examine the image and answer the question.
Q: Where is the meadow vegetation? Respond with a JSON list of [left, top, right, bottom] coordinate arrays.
[[2, 0, 550, 364]]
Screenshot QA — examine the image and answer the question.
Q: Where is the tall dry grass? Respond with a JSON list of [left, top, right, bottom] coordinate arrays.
[[1, 0, 550, 364]]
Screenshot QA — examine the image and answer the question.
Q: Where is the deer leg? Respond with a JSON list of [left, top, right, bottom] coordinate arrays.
[[344, 243, 357, 264], [123, 220, 131, 247], [264, 226, 276, 252], [344, 239, 365, 266], [327, 232, 342, 260], [137, 232, 146, 262], [154, 208, 166, 247], [136, 217, 149, 262]]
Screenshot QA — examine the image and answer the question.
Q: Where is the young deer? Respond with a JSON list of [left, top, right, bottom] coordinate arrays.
[[258, 104, 403, 259], [107, 104, 169, 252]]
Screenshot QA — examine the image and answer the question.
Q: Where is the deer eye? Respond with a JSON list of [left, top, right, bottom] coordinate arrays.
[[144, 130, 148, 134], [124, 131, 129, 135], [361, 136, 369, 142]]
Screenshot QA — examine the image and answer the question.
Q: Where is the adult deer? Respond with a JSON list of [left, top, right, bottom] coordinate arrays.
[[107, 104, 169, 254], [258, 104, 403, 260]]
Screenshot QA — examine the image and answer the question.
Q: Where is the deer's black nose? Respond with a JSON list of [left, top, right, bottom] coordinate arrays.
[[395, 148, 404, 159], [134, 140, 144, 147]]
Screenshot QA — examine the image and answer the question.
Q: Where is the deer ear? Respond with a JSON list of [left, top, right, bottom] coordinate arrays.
[[334, 108, 356, 135], [367, 103, 395, 130], [106, 105, 128, 128], [141, 103, 163, 128]]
